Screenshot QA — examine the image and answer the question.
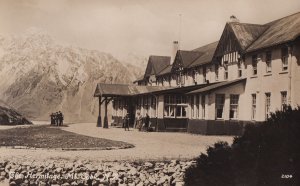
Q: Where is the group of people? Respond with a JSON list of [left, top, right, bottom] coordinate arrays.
[[50, 111, 64, 126], [123, 112, 150, 132]]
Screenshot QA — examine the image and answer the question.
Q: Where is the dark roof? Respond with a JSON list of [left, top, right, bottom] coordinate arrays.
[[178, 50, 202, 68], [156, 82, 219, 94], [94, 83, 172, 97], [144, 55, 170, 78], [229, 22, 269, 50], [157, 65, 172, 76], [247, 12, 300, 52], [187, 78, 246, 94], [133, 75, 145, 83], [189, 41, 219, 68]]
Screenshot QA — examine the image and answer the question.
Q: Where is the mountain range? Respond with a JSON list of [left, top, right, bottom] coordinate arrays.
[[0, 29, 145, 122]]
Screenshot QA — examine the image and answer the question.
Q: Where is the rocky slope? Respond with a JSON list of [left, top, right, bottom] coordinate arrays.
[[0, 29, 144, 122], [0, 100, 32, 125]]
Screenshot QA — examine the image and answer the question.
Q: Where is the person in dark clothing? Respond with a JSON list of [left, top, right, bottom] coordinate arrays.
[[50, 113, 55, 125], [144, 113, 150, 132], [55, 112, 59, 126], [123, 114, 130, 131], [58, 111, 63, 126]]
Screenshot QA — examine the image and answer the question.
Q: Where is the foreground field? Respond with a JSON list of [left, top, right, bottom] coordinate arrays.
[[0, 123, 234, 185], [0, 125, 133, 149], [0, 122, 234, 163]]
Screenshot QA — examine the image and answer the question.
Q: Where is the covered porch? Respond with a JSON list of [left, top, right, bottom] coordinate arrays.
[[93, 83, 171, 129]]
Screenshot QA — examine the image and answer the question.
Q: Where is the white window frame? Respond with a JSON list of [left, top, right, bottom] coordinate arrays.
[[164, 95, 187, 118], [252, 55, 258, 75], [229, 94, 239, 119], [215, 94, 225, 119], [224, 61, 228, 80], [266, 51, 272, 73], [281, 47, 288, 71], [215, 64, 219, 81], [238, 60, 242, 78], [281, 91, 287, 110]]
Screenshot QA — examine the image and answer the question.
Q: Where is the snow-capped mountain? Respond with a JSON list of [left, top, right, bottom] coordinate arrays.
[[0, 29, 143, 122]]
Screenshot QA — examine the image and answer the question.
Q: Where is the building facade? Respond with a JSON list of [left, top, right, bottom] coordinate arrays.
[[94, 12, 300, 135]]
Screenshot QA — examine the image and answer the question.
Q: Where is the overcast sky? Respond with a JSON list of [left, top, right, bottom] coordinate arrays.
[[0, 0, 299, 60]]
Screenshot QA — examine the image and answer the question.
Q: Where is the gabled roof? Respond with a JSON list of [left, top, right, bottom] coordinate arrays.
[[179, 50, 203, 67], [94, 83, 172, 97], [187, 78, 246, 94], [229, 23, 268, 50], [172, 50, 203, 71], [157, 65, 172, 76], [189, 41, 219, 68], [213, 21, 269, 58], [144, 55, 170, 78], [247, 11, 300, 52]]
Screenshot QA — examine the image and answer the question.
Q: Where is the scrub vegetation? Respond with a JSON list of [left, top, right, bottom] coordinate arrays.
[[185, 106, 300, 186]]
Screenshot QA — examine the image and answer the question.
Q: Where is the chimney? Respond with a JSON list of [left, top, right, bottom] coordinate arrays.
[[229, 15, 240, 23], [171, 41, 179, 64]]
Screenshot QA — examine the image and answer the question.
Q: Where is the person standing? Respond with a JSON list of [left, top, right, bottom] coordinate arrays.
[[55, 112, 59, 126], [145, 113, 150, 132], [58, 111, 64, 126], [50, 113, 55, 125], [135, 112, 142, 130], [124, 113, 130, 131]]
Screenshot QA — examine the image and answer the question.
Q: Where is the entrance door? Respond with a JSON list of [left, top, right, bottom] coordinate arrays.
[[127, 97, 136, 127]]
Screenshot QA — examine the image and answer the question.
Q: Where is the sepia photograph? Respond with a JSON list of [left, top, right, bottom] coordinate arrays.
[[0, 0, 300, 185]]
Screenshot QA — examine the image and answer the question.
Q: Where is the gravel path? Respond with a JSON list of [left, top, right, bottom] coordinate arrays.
[[0, 122, 234, 163]]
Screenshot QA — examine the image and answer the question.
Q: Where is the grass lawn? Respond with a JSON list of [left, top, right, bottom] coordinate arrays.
[[0, 125, 134, 149]]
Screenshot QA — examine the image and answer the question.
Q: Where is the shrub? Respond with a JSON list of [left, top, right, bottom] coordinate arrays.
[[185, 106, 300, 186]]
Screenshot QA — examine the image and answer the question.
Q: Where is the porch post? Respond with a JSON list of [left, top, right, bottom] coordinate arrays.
[[97, 96, 102, 127], [104, 97, 109, 128]]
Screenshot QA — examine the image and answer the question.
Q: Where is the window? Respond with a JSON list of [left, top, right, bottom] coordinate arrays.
[[215, 94, 225, 119], [224, 61, 228, 80], [265, 93, 271, 119], [164, 95, 187, 118], [252, 55, 258, 75], [191, 96, 195, 118], [144, 96, 149, 115], [251, 94, 256, 120], [215, 64, 219, 81], [164, 95, 175, 117], [175, 95, 187, 117], [192, 70, 197, 85], [176, 71, 185, 86], [230, 95, 239, 119], [281, 91, 287, 111], [266, 51, 272, 73], [196, 95, 200, 118], [150, 96, 156, 117], [238, 60, 242, 78], [118, 99, 122, 116], [281, 47, 288, 71], [203, 66, 207, 83], [201, 95, 205, 119]]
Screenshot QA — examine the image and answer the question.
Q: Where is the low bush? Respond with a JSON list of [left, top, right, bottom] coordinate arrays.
[[185, 106, 300, 186]]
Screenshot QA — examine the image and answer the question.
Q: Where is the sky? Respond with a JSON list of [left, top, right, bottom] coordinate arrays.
[[0, 0, 299, 60]]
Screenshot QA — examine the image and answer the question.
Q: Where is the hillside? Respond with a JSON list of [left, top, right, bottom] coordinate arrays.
[[0, 29, 144, 122]]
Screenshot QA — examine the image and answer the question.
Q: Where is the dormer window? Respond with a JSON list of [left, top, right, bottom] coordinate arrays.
[[281, 47, 288, 71], [252, 55, 258, 75], [224, 61, 228, 80], [237, 60, 242, 78], [215, 64, 219, 81]]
